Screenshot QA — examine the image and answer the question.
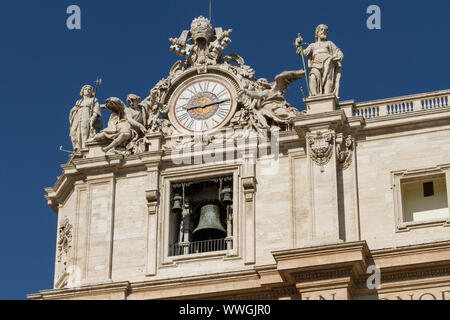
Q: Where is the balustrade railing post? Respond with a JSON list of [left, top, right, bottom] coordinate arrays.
[[413, 98, 422, 111]]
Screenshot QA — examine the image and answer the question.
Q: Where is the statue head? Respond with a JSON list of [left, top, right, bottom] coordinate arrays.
[[256, 78, 272, 90], [345, 136, 353, 148], [315, 24, 329, 42], [190, 16, 213, 44], [80, 85, 94, 98], [126, 94, 142, 107]]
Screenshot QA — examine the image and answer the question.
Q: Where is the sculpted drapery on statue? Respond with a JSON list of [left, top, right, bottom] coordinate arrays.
[[296, 24, 344, 98], [69, 85, 102, 154], [89, 95, 147, 154]]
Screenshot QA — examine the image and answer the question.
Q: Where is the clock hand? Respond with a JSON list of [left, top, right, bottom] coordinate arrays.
[[185, 98, 230, 111]]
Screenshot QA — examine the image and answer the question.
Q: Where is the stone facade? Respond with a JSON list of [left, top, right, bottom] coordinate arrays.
[[29, 19, 450, 300]]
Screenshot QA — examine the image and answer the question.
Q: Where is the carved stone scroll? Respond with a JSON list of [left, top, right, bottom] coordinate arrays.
[[336, 134, 353, 170]]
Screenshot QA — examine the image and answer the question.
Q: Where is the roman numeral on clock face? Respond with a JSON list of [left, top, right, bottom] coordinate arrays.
[[185, 119, 195, 130], [216, 89, 228, 98], [187, 87, 196, 95], [216, 108, 229, 120], [201, 120, 210, 131], [176, 104, 188, 113], [178, 112, 189, 122]]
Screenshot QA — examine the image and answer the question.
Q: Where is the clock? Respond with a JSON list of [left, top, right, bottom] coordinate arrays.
[[168, 74, 238, 134]]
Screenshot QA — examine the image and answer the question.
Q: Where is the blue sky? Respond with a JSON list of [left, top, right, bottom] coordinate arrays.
[[0, 0, 449, 299]]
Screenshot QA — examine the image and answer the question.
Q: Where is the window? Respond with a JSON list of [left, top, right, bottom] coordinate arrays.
[[423, 182, 434, 197], [393, 166, 450, 231], [401, 175, 448, 223], [168, 176, 234, 257]]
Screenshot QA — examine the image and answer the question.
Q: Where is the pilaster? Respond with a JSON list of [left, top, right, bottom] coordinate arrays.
[[242, 153, 256, 265], [142, 133, 164, 277], [294, 97, 346, 246], [84, 171, 117, 283]]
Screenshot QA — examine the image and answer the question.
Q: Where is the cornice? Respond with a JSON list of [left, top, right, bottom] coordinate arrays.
[[132, 269, 259, 291], [294, 110, 346, 127], [372, 241, 450, 258], [272, 241, 371, 286], [272, 241, 370, 264], [371, 241, 450, 270], [28, 281, 131, 300]]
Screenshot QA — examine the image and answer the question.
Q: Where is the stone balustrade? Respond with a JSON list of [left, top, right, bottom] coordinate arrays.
[[353, 89, 450, 119]]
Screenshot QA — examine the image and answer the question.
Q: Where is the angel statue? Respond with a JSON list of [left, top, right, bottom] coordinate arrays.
[[88, 96, 147, 154], [141, 83, 174, 137], [69, 85, 102, 154], [237, 70, 306, 130], [125, 94, 147, 134]]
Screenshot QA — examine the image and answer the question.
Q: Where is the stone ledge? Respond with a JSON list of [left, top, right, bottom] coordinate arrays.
[[272, 241, 370, 284], [27, 281, 131, 300], [372, 241, 450, 270]]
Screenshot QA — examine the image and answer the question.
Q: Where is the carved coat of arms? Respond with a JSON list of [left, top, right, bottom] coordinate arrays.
[[307, 131, 334, 166]]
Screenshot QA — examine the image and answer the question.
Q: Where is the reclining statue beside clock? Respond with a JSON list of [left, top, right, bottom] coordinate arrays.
[[234, 70, 306, 132], [68, 17, 337, 156]]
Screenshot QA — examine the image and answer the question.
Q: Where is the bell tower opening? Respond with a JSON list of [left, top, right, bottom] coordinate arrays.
[[169, 176, 233, 257]]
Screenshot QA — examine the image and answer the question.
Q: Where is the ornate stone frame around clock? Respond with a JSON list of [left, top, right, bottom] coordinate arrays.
[[165, 67, 242, 135]]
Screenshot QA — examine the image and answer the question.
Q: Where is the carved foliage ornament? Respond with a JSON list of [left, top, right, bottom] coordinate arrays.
[[307, 130, 334, 166], [57, 218, 73, 263]]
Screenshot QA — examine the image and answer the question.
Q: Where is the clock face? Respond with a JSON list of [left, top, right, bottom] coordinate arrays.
[[171, 78, 235, 134]]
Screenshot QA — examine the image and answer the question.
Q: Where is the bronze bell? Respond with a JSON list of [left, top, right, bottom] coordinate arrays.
[[172, 195, 183, 214], [193, 204, 226, 240], [221, 187, 233, 206]]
